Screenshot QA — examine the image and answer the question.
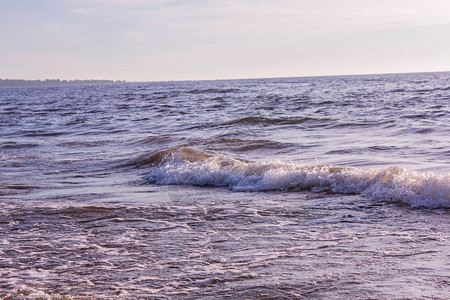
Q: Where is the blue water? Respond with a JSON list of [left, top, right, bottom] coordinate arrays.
[[0, 72, 449, 298]]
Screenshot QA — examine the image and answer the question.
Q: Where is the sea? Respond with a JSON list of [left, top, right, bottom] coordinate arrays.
[[0, 72, 449, 299]]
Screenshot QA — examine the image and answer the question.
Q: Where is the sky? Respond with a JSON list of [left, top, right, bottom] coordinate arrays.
[[1, 0, 450, 81]]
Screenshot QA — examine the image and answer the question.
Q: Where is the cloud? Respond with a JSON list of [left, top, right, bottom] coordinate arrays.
[[63, 0, 450, 37], [2, 0, 450, 80]]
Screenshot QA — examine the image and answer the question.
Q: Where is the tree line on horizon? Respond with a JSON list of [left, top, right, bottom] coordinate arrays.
[[0, 78, 125, 87]]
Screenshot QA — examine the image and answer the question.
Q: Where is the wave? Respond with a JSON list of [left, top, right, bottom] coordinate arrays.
[[185, 88, 240, 94], [223, 116, 335, 126], [217, 116, 394, 129], [390, 86, 450, 93], [128, 136, 297, 162], [133, 146, 217, 167], [210, 138, 292, 152], [131, 135, 186, 146], [0, 184, 36, 196], [143, 147, 449, 209]]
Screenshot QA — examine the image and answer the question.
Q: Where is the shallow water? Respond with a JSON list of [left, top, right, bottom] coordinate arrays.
[[0, 72, 449, 298]]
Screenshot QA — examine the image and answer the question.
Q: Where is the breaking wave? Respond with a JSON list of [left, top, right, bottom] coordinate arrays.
[[144, 147, 450, 209]]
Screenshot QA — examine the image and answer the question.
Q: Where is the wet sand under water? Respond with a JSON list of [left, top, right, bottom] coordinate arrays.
[[0, 186, 448, 299]]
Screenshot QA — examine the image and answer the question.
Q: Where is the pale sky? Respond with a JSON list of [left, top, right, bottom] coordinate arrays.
[[1, 0, 450, 81]]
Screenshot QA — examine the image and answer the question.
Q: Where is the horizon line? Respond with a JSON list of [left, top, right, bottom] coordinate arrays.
[[2, 70, 449, 84]]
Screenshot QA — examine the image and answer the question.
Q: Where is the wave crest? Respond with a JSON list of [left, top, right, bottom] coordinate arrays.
[[144, 147, 450, 209]]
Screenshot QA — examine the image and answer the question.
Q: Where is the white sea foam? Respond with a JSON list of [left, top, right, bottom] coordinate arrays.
[[145, 147, 450, 209]]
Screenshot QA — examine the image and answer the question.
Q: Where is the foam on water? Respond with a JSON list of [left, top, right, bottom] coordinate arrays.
[[1, 73, 449, 298], [145, 147, 450, 209]]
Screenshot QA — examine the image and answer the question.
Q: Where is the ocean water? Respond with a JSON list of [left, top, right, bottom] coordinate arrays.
[[0, 72, 449, 298]]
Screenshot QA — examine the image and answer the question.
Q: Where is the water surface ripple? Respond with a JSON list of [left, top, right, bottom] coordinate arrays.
[[0, 72, 449, 298]]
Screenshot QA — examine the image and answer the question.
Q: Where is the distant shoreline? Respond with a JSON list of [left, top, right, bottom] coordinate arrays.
[[0, 79, 125, 88]]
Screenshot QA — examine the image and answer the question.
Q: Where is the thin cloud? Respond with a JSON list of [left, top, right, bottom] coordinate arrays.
[[2, 0, 450, 80]]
